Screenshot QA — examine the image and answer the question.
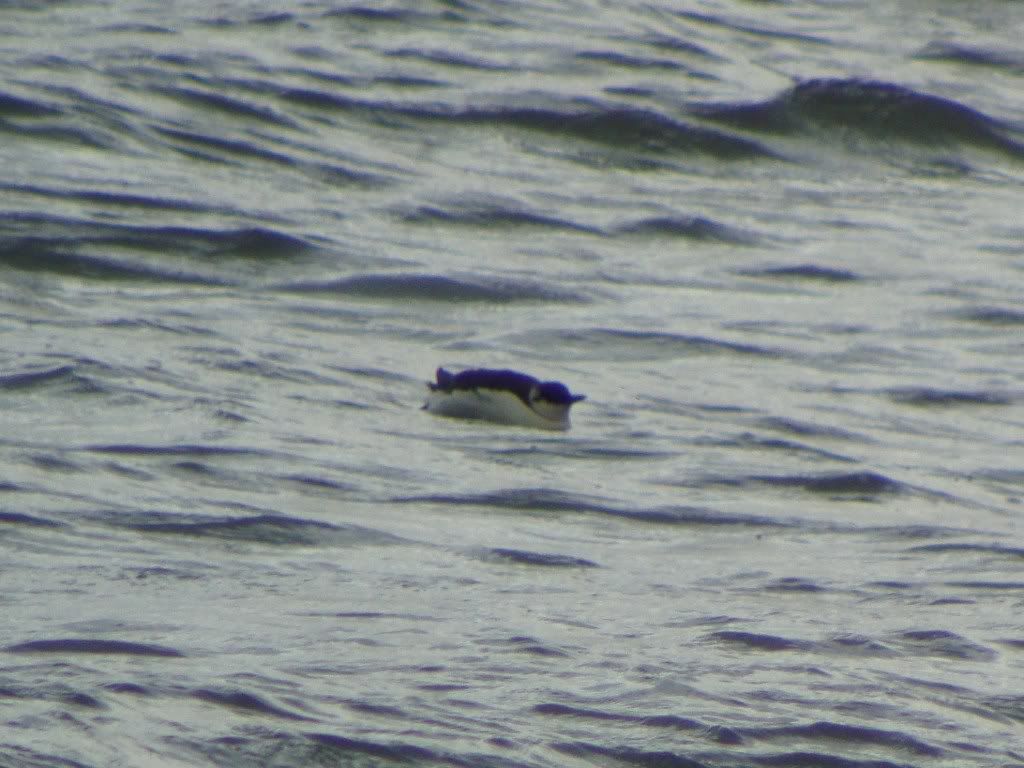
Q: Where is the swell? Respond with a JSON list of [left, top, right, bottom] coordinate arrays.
[[695, 78, 1024, 157]]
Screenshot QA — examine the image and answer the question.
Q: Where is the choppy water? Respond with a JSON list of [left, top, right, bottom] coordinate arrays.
[[2, 2, 1024, 766]]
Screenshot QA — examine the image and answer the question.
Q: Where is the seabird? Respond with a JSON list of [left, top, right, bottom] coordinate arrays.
[[423, 367, 585, 430]]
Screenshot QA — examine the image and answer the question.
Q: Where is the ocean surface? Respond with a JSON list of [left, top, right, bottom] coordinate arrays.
[[2, 1, 1023, 766]]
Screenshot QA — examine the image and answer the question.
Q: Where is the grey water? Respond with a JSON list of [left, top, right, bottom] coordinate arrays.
[[2, 1, 1023, 766]]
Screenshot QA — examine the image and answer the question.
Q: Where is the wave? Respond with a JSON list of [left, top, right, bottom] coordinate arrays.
[[696, 470, 904, 497], [399, 201, 601, 234], [152, 83, 298, 127], [739, 263, 861, 282], [0, 218, 313, 283], [399, 203, 756, 244], [504, 327, 782, 362], [916, 41, 1024, 72], [723, 433, 857, 463], [0, 89, 61, 118], [190, 687, 312, 721], [954, 306, 1024, 326], [895, 629, 998, 661], [276, 88, 776, 160], [454, 101, 777, 159], [282, 272, 588, 303], [575, 49, 693, 72], [6, 638, 183, 657], [0, 365, 76, 390], [553, 742, 711, 767], [101, 510, 399, 547], [695, 78, 1024, 157], [614, 215, 759, 244], [541, 696, 948, 761], [483, 548, 599, 568], [0, 236, 227, 284], [887, 387, 1014, 407], [305, 733, 437, 764], [707, 630, 815, 652], [0, 511, 64, 527], [87, 443, 267, 457], [908, 542, 1024, 560], [756, 416, 867, 442], [749, 720, 943, 758], [394, 488, 788, 528], [537, 703, 707, 733]]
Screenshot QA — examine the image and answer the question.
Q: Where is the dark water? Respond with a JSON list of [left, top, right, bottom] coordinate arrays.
[[2, 2, 1024, 767]]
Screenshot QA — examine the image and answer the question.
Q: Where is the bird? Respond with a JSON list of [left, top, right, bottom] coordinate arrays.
[[423, 367, 585, 430]]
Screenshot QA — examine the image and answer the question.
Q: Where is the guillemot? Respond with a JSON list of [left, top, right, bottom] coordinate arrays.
[[423, 367, 585, 430]]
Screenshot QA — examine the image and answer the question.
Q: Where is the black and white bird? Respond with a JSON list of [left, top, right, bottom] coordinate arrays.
[[423, 367, 585, 430]]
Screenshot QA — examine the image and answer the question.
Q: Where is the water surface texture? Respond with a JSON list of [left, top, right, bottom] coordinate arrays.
[[2, 2, 1023, 767]]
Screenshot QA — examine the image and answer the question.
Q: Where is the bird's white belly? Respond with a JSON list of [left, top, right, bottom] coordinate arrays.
[[424, 389, 570, 430]]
